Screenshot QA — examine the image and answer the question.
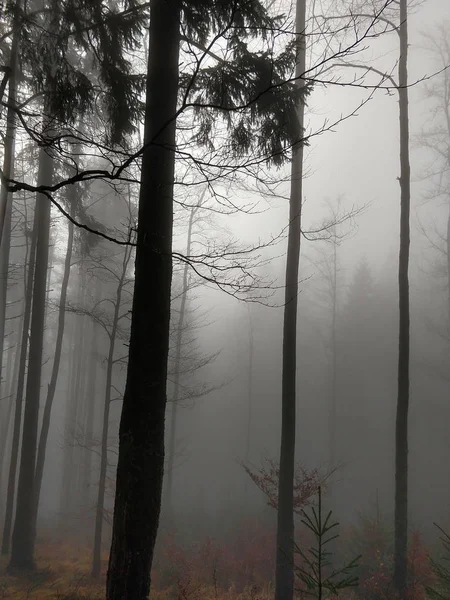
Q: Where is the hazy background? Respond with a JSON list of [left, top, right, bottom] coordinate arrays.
[[29, 0, 450, 557]]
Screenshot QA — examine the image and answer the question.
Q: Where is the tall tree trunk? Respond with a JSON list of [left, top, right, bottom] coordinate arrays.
[[2, 210, 36, 555], [59, 270, 87, 522], [92, 246, 131, 578], [74, 293, 90, 504], [447, 208, 450, 329], [0, 25, 19, 250], [9, 139, 53, 571], [107, 1, 181, 597], [59, 314, 78, 520], [328, 237, 338, 499], [275, 2, 306, 600], [0, 382, 14, 516], [394, 1, 411, 596], [81, 280, 101, 513], [0, 25, 19, 396], [245, 304, 254, 466], [0, 300, 25, 520], [0, 329, 19, 508], [165, 202, 197, 514], [33, 192, 75, 524]]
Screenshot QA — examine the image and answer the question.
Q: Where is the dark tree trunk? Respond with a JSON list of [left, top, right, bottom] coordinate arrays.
[[0, 198, 13, 386], [33, 191, 75, 524], [447, 209, 450, 329], [0, 385, 14, 512], [0, 26, 19, 425], [245, 304, 254, 465], [0, 304, 25, 521], [394, 0, 410, 597], [1, 211, 36, 555], [92, 246, 132, 578], [106, 1, 181, 597], [0, 25, 18, 250], [328, 237, 338, 500], [275, 1, 306, 598], [9, 141, 53, 571], [0, 335, 16, 503]]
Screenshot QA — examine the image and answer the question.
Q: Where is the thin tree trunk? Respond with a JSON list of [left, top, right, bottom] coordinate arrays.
[[328, 238, 337, 498], [165, 201, 198, 514], [33, 192, 75, 524], [59, 269, 87, 521], [0, 304, 25, 517], [243, 305, 254, 508], [0, 386, 14, 517], [394, 0, 411, 596], [447, 208, 450, 330], [0, 341, 16, 487], [275, 2, 306, 600], [3, 332, 16, 397], [1, 208, 36, 555], [74, 310, 90, 503], [59, 314, 79, 519], [81, 280, 101, 512], [0, 25, 19, 395], [92, 246, 131, 578], [0, 25, 19, 250], [9, 138, 53, 571], [107, 0, 181, 596], [245, 304, 254, 466]]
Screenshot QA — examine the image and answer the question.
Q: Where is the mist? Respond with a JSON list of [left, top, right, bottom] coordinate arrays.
[[1, 0, 450, 599]]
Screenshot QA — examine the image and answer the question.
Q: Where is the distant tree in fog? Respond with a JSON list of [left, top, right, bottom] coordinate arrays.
[[90, 240, 134, 579], [165, 188, 216, 518], [33, 146, 82, 535], [306, 197, 357, 501], [416, 23, 450, 335], [1, 0, 145, 572], [334, 0, 412, 591], [1, 187, 34, 556]]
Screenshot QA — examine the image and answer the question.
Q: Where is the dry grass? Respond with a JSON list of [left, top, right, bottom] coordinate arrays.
[[0, 542, 278, 600], [0, 542, 105, 600]]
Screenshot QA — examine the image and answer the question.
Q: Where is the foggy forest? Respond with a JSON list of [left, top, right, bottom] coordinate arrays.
[[2, 0, 450, 599]]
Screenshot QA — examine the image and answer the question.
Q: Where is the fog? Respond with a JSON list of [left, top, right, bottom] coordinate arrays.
[[2, 0, 450, 597]]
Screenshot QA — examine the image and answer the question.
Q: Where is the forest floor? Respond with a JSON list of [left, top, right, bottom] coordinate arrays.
[[0, 541, 105, 599], [0, 540, 277, 600]]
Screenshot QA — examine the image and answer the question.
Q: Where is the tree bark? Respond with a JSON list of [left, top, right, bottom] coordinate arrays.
[[1, 211, 36, 555], [275, 2, 306, 600], [394, 0, 411, 597], [9, 139, 53, 571], [106, 0, 181, 597]]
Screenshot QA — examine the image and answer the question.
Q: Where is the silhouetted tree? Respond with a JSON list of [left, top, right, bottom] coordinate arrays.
[[276, 1, 307, 599]]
